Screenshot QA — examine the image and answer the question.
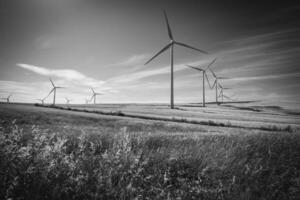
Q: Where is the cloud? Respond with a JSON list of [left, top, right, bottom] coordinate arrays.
[[216, 28, 300, 48], [105, 54, 149, 68], [107, 59, 211, 84], [229, 72, 300, 82], [18, 63, 87, 80], [17, 63, 107, 88]]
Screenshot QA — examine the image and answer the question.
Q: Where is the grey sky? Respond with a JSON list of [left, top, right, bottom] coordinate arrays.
[[0, 0, 299, 105]]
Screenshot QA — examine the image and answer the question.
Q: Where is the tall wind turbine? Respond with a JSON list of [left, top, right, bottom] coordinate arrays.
[[1, 94, 12, 103], [46, 78, 64, 105], [209, 69, 229, 105], [186, 58, 217, 107], [90, 88, 103, 104], [145, 10, 208, 109], [65, 98, 71, 104]]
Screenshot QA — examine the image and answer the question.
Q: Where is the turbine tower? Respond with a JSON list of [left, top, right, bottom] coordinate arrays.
[[145, 10, 208, 109], [209, 69, 229, 105], [85, 98, 89, 104], [186, 58, 217, 107], [1, 94, 12, 103], [46, 78, 64, 105], [90, 88, 103, 104]]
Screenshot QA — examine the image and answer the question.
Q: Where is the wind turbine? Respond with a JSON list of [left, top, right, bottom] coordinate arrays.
[[90, 88, 103, 104], [36, 98, 45, 105], [1, 94, 12, 103], [145, 10, 208, 109], [223, 94, 237, 102], [186, 58, 217, 107], [65, 98, 71, 104], [209, 69, 229, 105], [217, 83, 231, 103], [46, 78, 64, 105], [85, 98, 89, 105]]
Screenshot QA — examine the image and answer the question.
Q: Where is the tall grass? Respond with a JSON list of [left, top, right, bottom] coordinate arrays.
[[0, 120, 299, 200]]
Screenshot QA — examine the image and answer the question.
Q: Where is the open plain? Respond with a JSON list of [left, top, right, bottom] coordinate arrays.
[[0, 102, 299, 199]]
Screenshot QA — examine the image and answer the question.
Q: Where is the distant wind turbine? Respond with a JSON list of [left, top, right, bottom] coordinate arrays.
[[217, 83, 231, 103], [85, 98, 90, 104], [1, 94, 12, 103], [36, 98, 45, 105], [90, 88, 103, 104], [209, 69, 229, 104], [65, 98, 71, 104], [186, 58, 217, 107], [223, 94, 237, 102], [145, 10, 208, 109], [46, 78, 64, 105]]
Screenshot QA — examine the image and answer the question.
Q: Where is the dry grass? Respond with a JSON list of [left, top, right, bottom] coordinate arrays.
[[0, 104, 299, 199], [1, 120, 300, 200], [60, 103, 300, 131]]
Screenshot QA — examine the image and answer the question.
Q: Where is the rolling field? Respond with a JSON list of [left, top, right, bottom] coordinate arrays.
[[63, 102, 300, 131], [0, 103, 300, 199]]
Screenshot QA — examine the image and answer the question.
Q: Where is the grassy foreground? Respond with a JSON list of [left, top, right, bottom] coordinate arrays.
[[1, 119, 300, 200]]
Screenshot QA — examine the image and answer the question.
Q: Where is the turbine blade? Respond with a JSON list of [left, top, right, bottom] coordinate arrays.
[[204, 72, 212, 89], [163, 10, 173, 40], [90, 88, 95, 94], [186, 65, 204, 71], [218, 77, 230, 79], [145, 43, 171, 65], [205, 58, 217, 70], [223, 95, 231, 100], [212, 79, 217, 88], [45, 88, 55, 99], [218, 83, 223, 88], [90, 95, 95, 101], [174, 41, 208, 54], [209, 68, 217, 78], [49, 78, 55, 87]]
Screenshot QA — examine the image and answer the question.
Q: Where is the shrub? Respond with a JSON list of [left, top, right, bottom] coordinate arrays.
[[1, 120, 299, 200]]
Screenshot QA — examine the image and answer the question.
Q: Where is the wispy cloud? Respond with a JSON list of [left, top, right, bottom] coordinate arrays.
[[17, 63, 107, 88], [229, 72, 300, 82], [107, 54, 149, 67], [107, 58, 211, 84], [18, 63, 91, 81]]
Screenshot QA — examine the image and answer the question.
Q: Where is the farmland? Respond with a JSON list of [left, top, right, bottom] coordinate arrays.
[[63, 102, 300, 131], [0, 103, 300, 199]]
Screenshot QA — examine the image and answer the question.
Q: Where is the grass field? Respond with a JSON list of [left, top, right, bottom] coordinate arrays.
[[0, 103, 300, 199], [62, 102, 300, 131]]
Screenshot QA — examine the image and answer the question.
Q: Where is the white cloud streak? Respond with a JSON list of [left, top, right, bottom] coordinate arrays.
[[17, 63, 106, 88], [107, 54, 149, 67]]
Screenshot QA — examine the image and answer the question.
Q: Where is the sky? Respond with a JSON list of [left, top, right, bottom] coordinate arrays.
[[0, 0, 299, 106]]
